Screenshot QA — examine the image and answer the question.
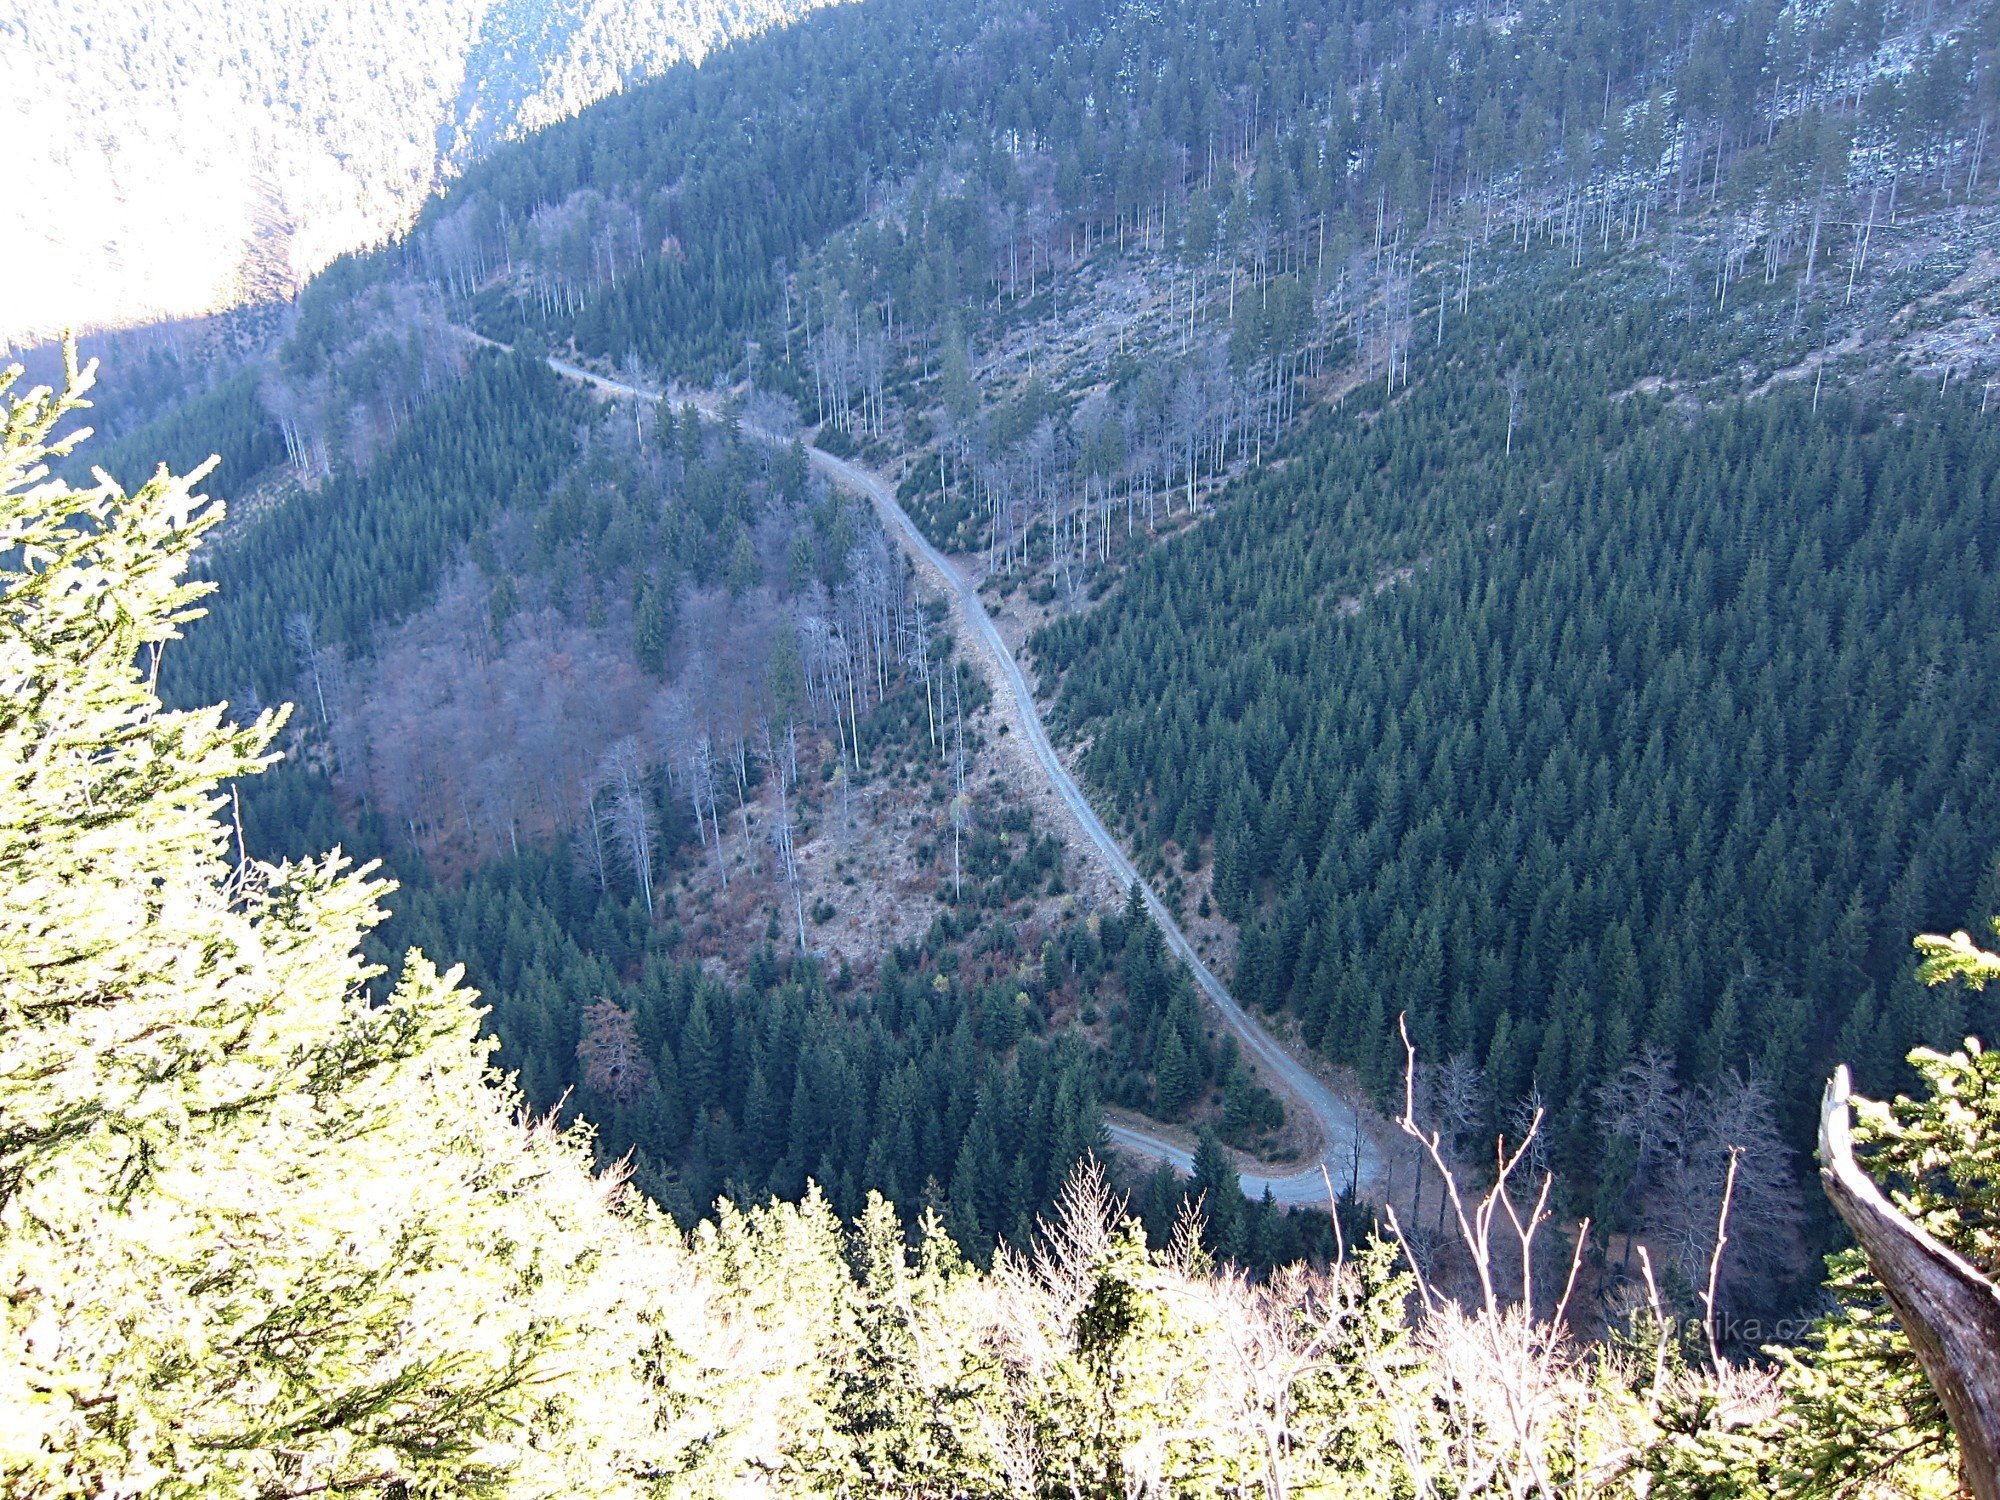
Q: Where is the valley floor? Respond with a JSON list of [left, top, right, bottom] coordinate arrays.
[[524, 332, 1392, 1202]]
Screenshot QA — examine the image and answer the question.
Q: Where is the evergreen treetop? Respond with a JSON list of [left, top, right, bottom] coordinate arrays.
[[0, 347, 680, 1497]]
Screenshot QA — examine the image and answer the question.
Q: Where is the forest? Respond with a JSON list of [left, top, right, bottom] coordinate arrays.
[[396, 0, 1998, 550], [34, 0, 2000, 1310], [13, 0, 2000, 1483], [378, 852, 1327, 1266], [1036, 271, 2000, 1263], [15, 344, 2000, 1494], [156, 323, 1319, 1269]]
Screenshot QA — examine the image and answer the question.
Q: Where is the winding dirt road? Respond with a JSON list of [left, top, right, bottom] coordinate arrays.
[[497, 339, 1382, 1206]]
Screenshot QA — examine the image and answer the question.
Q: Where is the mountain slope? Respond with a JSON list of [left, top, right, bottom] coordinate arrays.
[[1035, 270, 2000, 1248], [63, 0, 2000, 1285], [2, 0, 840, 344], [518, 339, 1387, 1201], [10, 310, 1998, 1500]]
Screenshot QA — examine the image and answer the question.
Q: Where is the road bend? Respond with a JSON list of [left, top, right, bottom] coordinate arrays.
[[481, 335, 1383, 1207]]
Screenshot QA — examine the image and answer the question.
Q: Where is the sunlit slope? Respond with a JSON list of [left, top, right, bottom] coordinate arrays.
[[2, 0, 840, 343]]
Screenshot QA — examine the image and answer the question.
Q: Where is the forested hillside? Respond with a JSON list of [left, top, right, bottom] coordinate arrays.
[[14, 347, 2000, 1495], [2, 0, 838, 344], [1034, 274, 2000, 1258], [392, 0, 2000, 1248], [415, 0, 1998, 504], [112, 0, 1998, 514], [157, 324, 1320, 1265], [66, 0, 2000, 1300], [20, 0, 2000, 1477]]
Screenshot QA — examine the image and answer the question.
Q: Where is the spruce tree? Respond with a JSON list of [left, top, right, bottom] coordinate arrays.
[[0, 348, 681, 1497]]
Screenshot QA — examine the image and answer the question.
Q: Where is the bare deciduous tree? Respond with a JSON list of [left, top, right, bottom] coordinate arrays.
[[947, 661, 969, 901], [1650, 1072, 1803, 1307], [768, 741, 808, 954], [284, 611, 331, 726], [1597, 1045, 1681, 1200], [596, 736, 658, 915]]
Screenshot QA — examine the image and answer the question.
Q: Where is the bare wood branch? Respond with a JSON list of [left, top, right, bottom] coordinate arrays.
[[1550, 1216, 1590, 1336], [1699, 1146, 1740, 1369]]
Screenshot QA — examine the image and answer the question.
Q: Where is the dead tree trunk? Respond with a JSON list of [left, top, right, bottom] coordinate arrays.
[[1819, 1065, 2000, 1500]]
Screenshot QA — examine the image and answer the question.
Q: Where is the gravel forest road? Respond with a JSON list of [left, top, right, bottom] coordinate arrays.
[[504, 339, 1382, 1207]]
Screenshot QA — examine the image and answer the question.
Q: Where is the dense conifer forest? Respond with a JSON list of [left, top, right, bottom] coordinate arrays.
[[1035, 279, 2000, 1246], [50, 0, 1995, 1292], [154, 331, 1328, 1268], [15, 0, 2000, 1478], [14, 342, 2000, 1496]]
